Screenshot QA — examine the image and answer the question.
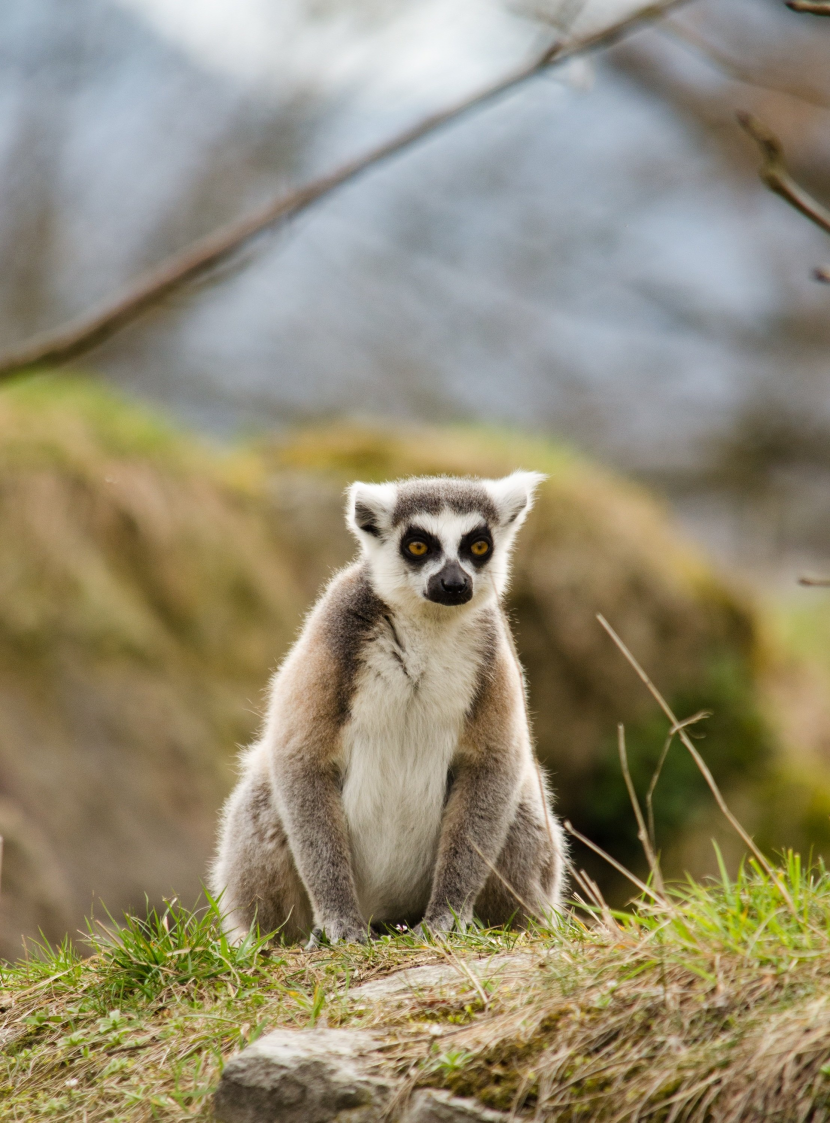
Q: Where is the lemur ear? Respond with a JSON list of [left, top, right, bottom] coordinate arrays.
[[346, 481, 398, 542], [486, 471, 546, 529]]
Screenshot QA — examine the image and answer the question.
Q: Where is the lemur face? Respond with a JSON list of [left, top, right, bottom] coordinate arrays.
[[346, 472, 544, 613]]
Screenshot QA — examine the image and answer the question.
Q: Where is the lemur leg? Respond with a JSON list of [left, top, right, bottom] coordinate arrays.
[[274, 759, 367, 946], [422, 753, 521, 933], [474, 791, 566, 928], [211, 771, 312, 944]]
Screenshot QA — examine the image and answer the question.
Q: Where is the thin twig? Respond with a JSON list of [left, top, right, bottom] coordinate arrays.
[[662, 21, 830, 111], [0, 0, 689, 383], [786, 0, 830, 13], [596, 613, 797, 914], [617, 724, 666, 897], [798, 575, 830, 586], [563, 820, 662, 902], [737, 112, 830, 239]]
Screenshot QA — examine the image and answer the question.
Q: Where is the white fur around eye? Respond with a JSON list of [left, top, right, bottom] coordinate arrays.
[[344, 473, 544, 614]]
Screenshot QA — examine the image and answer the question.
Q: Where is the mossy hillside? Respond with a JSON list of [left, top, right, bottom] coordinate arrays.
[[4, 857, 830, 1122], [0, 378, 305, 959]]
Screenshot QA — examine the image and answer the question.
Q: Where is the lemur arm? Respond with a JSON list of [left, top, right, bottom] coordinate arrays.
[[424, 753, 522, 932], [273, 753, 366, 946], [267, 630, 368, 947], [423, 652, 525, 932]]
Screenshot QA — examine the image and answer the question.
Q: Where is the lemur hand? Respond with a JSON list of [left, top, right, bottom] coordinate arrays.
[[305, 918, 368, 950]]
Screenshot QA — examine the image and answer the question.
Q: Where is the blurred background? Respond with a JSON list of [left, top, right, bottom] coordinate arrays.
[[2, 0, 830, 956]]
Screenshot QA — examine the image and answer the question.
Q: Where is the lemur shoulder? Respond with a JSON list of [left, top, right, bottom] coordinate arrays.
[[211, 471, 565, 945]]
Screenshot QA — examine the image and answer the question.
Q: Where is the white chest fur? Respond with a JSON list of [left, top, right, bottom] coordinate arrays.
[[341, 610, 486, 923]]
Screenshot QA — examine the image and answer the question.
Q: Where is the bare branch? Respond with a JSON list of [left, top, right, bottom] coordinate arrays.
[[0, 0, 689, 384], [786, 0, 830, 13], [737, 111, 830, 238], [596, 613, 797, 914], [662, 21, 830, 111]]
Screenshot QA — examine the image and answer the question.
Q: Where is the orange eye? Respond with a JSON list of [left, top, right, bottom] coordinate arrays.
[[470, 539, 490, 557], [407, 540, 428, 557]]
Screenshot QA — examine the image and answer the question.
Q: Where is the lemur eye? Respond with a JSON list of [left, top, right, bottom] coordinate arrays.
[[407, 540, 428, 557], [470, 539, 490, 557]]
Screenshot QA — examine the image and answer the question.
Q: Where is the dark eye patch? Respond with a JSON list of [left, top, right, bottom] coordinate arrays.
[[460, 525, 493, 567], [400, 526, 442, 566]]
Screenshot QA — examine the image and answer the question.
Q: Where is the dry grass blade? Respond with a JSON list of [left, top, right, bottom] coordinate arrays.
[[563, 820, 662, 903], [567, 861, 619, 931], [435, 945, 490, 1010], [645, 711, 710, 851], [617, 724, 666, 898], [596, 613, 797, 914]]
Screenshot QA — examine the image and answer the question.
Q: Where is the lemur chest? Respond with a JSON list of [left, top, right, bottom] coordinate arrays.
[[348, 615, 482, 744], [339, 616, 485, 921]]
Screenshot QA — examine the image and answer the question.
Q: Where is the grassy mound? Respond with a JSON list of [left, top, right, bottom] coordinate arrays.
[[3, 857, 830, 1121]]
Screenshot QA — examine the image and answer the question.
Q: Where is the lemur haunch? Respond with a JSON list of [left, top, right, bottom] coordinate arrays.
[[211, 472, 565, 945]]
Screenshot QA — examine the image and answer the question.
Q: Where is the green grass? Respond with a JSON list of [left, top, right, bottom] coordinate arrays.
[[4, 856, 830, 1122]]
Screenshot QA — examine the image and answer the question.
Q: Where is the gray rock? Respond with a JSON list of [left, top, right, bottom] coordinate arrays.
[[349, 964, 460, 1002], [214, 954, 535, 1121], [400, 1089, 509, 1123], [214, 1027, 392, 1123], [349, 952, 536, 1004]]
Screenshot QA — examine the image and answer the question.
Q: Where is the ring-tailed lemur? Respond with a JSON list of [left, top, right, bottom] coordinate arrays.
[[211, 472, 565, 945]]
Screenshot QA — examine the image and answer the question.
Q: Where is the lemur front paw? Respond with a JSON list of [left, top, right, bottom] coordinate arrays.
[[418, 911, 465, 940], [305, 918, 368, 950]]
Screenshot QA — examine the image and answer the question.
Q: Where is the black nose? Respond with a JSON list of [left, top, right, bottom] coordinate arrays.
[[426, 562, 473, 606]]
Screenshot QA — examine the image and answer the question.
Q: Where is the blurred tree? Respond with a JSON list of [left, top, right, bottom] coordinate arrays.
[[0, 0, 829, 570]]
